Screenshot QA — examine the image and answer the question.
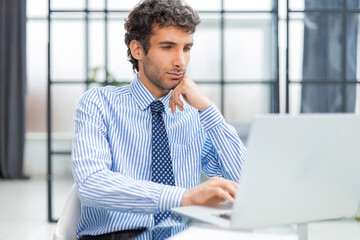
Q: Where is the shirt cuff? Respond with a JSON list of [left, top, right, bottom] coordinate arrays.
[[198, 103, 224, 131], [158, 185, 187, 212]]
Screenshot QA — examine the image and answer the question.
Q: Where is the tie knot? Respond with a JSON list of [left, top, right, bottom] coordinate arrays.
[[150, 100, 164, 113]]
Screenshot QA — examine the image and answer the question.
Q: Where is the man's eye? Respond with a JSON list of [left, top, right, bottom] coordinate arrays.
[[184, 47, 191, 51], [162, 46, 172, 49]]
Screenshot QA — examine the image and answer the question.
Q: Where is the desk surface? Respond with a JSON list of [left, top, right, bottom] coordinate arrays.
[[304, 219, 360, 240], [129, 215, 360, 240]]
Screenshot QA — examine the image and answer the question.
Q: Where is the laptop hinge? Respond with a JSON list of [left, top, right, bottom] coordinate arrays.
[[355, 202, 360, 221], [297, 223, 308, 240]]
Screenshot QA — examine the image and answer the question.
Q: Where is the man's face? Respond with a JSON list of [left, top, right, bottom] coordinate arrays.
[[138, 25, 193, 98]]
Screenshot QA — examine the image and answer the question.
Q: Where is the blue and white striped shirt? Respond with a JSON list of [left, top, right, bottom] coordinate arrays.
[[72, 75, 247, 238]]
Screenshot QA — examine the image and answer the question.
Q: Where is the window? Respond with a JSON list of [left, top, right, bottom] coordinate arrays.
[[26, 0, 360, 221]]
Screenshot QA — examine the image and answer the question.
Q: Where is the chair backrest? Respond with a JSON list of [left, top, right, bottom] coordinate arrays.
[[53, 184, 81, 240]]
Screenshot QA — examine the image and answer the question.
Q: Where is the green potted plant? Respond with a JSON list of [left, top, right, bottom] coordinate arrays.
[[89, 67, 130, 87]]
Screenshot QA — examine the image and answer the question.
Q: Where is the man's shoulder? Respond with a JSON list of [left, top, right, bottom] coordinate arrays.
[[82, 85, 131, 100], [101, 85, 131, 97]]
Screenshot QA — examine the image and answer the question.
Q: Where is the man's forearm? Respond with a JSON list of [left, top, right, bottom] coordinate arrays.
[[76, 169, 186, 213], [199, 104, 247, 182]]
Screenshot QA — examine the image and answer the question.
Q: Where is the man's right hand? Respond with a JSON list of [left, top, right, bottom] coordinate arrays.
[[169, 75, 212, 114], [181, 177, 238, 206]]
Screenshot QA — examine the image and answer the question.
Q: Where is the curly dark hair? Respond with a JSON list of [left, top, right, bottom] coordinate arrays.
[[124, 0, 201, 72]]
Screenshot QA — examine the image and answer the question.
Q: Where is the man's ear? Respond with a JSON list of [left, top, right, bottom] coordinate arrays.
[[129, 40, 144, 61]]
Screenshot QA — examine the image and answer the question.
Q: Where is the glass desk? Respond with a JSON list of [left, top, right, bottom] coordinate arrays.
[[129, 214, 360, 240]]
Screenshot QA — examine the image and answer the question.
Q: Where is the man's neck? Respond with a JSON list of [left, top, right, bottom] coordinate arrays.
[[137, 72, 169, 99]]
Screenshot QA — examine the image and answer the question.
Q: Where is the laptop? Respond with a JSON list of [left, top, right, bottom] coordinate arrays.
[[172, 114, 360, 229]]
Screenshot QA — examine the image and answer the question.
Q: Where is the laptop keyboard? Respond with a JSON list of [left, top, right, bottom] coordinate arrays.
[[218, 212, 232, 220]]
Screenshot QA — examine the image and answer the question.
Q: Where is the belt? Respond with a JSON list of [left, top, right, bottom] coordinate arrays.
[[81, 228, 146, 240]]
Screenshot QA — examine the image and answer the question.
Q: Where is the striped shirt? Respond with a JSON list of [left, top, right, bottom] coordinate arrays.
[[72, 75, 247, 238]]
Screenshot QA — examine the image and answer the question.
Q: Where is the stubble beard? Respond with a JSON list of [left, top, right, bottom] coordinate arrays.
[[143, 56, 185, 91]]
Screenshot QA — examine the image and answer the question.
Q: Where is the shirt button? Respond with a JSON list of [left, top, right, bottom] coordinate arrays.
[[218, 150, 223, 155], [202, 120, 208, 124]]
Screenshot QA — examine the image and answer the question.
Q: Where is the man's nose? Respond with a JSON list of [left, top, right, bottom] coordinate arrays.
[[173, 50, 186, 69]]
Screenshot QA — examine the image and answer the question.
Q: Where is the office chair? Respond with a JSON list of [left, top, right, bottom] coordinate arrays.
[[53, 184, 81, 240]]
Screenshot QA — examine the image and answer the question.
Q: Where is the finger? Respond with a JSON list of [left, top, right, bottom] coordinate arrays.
[[231, 180, 239, 189], [219, 178, 238, 190], [231, 181, 239, 192], [220, 184, 237, 198], [171, 89, 184, 111], [214, 187, 235, 203], [169, 96, 174, 113], [227, 180, 238, 197], [170, 96, 177, 114], [211, 178, 238, 197], [226, 185, 237, 198]]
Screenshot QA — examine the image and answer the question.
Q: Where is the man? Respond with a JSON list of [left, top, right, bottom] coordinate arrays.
[[72, 0, 247, 239]]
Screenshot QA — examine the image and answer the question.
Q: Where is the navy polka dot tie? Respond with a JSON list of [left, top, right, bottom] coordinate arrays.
[[150, 100, 175, 225]]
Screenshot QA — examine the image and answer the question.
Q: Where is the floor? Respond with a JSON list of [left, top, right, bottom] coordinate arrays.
[[0, 176, 73, 240]]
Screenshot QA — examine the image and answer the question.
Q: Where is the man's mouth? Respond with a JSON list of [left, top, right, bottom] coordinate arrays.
[[167, 72, 184, 79]]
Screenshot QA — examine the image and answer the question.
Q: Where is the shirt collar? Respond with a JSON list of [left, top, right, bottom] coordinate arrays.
[[130, 74, 172, 113]]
